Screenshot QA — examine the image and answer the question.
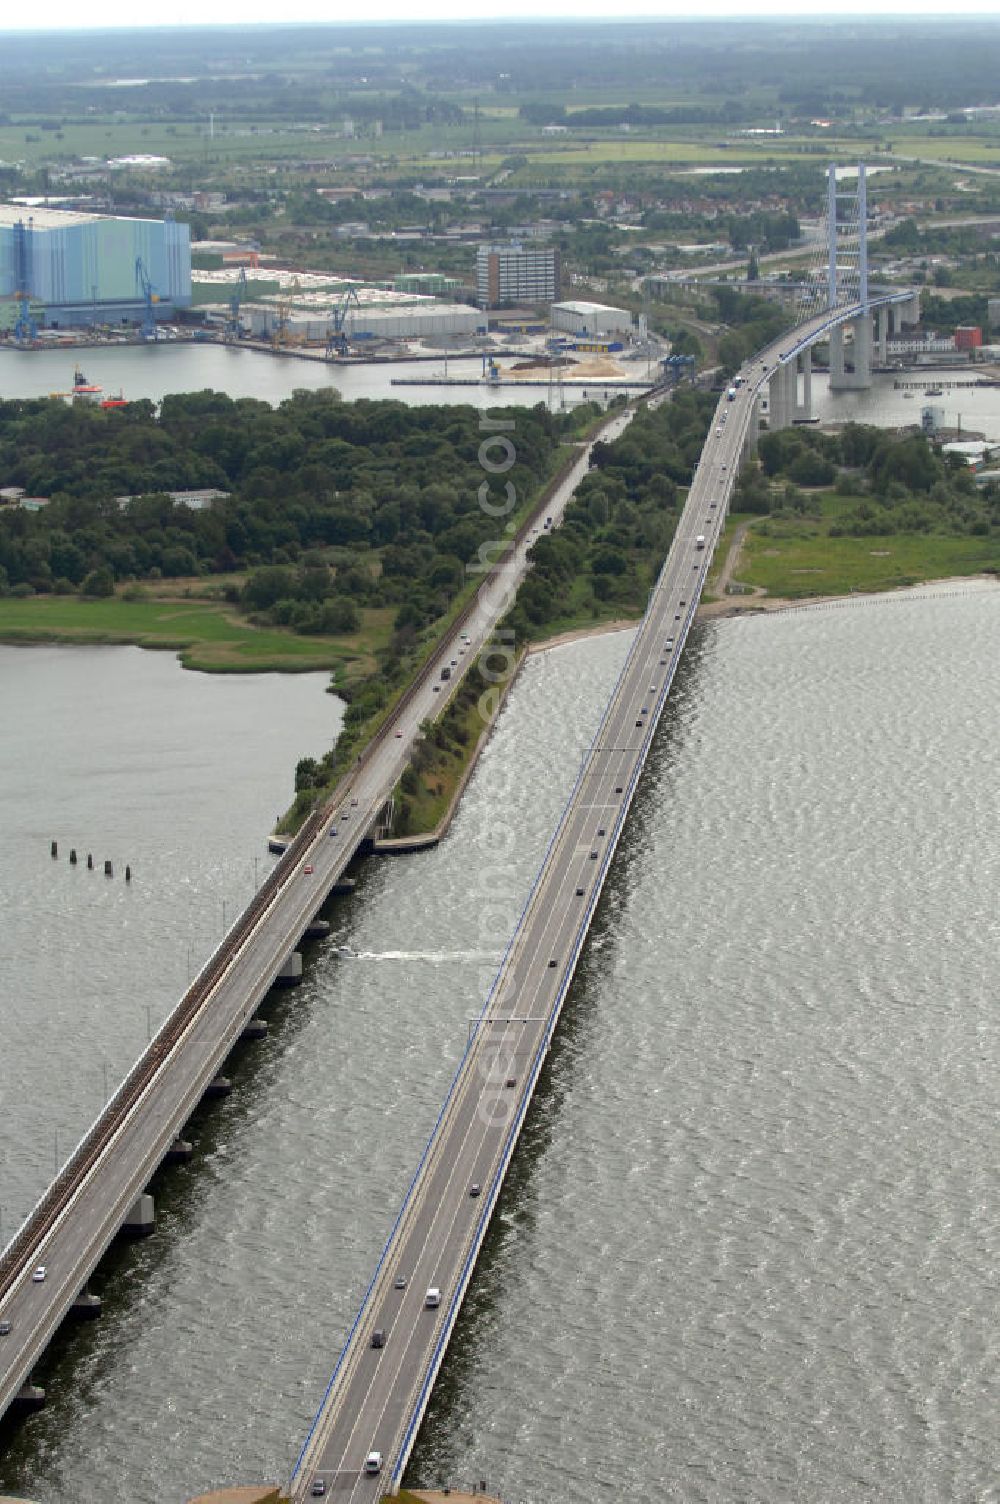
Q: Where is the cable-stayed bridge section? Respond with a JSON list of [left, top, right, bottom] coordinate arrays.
[[286, 283, 917, 1502], [0, 159, 915, 1501]]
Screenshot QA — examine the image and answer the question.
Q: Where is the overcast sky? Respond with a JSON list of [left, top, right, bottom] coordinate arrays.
[[3, 2, 1000, 32]]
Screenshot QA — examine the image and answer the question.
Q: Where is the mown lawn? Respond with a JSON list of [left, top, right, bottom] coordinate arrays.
[[0, 594, 396, 674]]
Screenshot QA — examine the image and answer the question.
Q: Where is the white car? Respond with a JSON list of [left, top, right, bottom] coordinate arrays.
[[32, 1267, 46, 1283], [364, 1451, 382, 1476]]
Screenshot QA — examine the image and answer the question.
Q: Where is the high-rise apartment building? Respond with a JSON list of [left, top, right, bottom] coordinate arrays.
[[476, 242, 561, 308]]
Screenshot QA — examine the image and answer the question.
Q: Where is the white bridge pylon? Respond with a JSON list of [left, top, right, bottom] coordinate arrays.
[[759, 163, 920, 433]]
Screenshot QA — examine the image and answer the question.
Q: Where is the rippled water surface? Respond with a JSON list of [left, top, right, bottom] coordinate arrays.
[[1, 584, 998, 1503]]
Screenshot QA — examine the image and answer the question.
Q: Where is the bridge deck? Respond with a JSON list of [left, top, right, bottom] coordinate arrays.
[[0, 291, 908, 1487], [289, 292, 912, 1500], [0, 411, 632, 1430]]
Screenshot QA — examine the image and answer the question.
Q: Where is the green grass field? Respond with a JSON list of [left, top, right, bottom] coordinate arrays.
[[740, 520, 998, 598], [886, 132, 1000, 165], [0, 595, 396, 674]]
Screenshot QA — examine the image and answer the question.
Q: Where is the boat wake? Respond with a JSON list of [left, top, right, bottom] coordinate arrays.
[[347, 948, 502, 964]]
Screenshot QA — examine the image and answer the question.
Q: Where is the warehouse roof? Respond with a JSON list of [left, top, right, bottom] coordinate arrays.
[[0, 203, 104, 230], [551, 299, 629, 317]]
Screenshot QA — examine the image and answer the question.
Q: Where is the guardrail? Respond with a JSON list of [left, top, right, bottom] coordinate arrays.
[[0, 798, 325, 1302], [0, 406, 623, 1316]]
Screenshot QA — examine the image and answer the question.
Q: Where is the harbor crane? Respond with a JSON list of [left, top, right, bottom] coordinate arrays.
[[134, 257, 159, 340], [12, 218, 37, 346], [325, 285, 362, 357], [226, 266, 248, 340]]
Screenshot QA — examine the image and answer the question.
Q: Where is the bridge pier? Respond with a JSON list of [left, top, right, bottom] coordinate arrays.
[[876, 305, 889, 366], [794, 348, 813, 421], [744, 396, 761, 459], [828, 316, 873, 391], [14, 1383, 45, 1410], [123, 1192, 155, 1237], [273, 952, 303, 988], [72, 1288, 102, 1319], [767, 361, 797, 431]]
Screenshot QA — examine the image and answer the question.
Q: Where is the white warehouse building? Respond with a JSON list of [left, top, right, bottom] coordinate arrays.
[[551, 300, 633, 338], [246, 301, 481, 341]]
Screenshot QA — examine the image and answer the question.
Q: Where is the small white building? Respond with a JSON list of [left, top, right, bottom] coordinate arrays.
[[941, 440, 997, 469], [550, 300, 633, 338]]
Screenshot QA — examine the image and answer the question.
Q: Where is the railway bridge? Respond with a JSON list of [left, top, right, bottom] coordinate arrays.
[[0, 163, 917, 1499]]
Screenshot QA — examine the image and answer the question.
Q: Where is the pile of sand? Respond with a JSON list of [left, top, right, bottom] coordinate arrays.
[[567, 354, 630, 379]]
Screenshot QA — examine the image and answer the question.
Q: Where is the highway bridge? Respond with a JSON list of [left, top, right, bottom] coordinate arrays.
[[0, 408, 633, 1431], [285, 285, 915, 1500], [0, 267, 914, 1491]]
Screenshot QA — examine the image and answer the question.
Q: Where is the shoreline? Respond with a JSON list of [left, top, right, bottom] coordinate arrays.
[[523, 573, 999, 655], [696, 571, 999, 620]]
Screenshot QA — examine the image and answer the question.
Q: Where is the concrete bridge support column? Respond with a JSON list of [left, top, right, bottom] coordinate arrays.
[[793, 348, 813, 421], [744, 396, 761, 459], [72, 1288, 102, 1319], [852, 315, 873, 389], [124, 1192, 155, 1237], [876, 306, 889, 367], [829, 318, 873, 391], [273, 952, 303, 988], [768, 362, 796, 431], [905, 291, 921, 326], [828, 324, 846, 386]]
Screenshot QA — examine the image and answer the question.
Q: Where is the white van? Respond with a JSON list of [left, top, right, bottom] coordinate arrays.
[[364, 1451, 382, 1475], [425, 1287, 441, 1309]]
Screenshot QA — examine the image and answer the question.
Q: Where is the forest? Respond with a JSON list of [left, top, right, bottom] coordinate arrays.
[[0, 389, 595, 638], [506, 389, 717, 640], [735, 422, 1000, 537]]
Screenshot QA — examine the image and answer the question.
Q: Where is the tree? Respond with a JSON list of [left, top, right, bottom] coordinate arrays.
[[295, 757, 321, 791], [80, 566, 114, 597], [242, 565, 297, 610]]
